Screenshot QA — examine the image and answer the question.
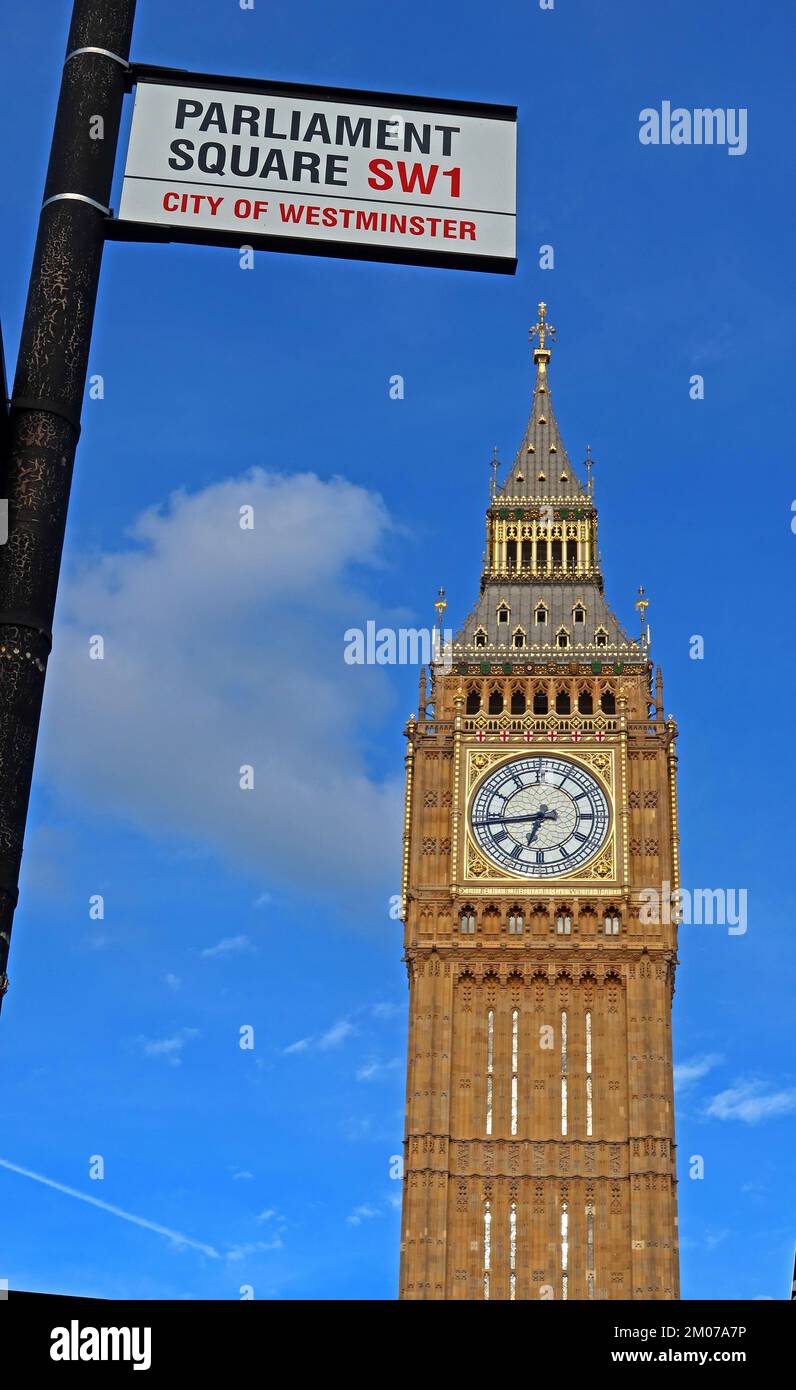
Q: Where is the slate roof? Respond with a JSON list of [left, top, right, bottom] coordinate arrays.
[[497, 359, 586, 502], [451, 347, 641, 663]]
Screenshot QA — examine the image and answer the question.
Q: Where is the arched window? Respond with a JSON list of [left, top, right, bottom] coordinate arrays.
[[551, 538, 563, 568], [560, 1011, 568, 1138], [585, 1010, 593, 1137], [497, 603, 510, 627], [556, 911, 572, 935], [555, 688, 571, 715], [578, 688, 594, 714], [604, 910, 620, 936], [488, 688, 504, 715], [595, 627, 609, 647], [506, 540, 517, 571], [566, 539, 578, 569], [536, 539, 548, 569], [533, 687, 548, 715], [521, 539, 532, 569], [512, 627, 526, 650], [586, 1201, 595, 1301], [474, 627, 488, 648], [485, 1009, 494, 1136], [535, 603, 548, 625], [460, 906, 476, 934], [508, 906, 523, 934], [600, 689, 616, 715], [556, 627, 570, 650], [573, 603, 586, 625], [560, 1199, 569, 1301], [511, 1010, 519, 1138], [466, 688, 480, 715], [510, 689, 526, 714], [483, 1200, 492, 1301]]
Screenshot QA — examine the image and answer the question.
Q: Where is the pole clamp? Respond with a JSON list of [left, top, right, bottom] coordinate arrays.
[[0, 612, 53, 650], [65, 46, 131, 71], [10, 395, 82, 434], [41, 192, 112, 217]]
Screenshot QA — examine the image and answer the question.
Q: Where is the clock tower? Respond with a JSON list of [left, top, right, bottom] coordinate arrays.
[[398, 307, 680, 1301]]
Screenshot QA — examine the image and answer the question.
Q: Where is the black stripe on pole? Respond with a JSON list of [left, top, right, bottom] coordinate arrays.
[[0, 0, 137, 1009]]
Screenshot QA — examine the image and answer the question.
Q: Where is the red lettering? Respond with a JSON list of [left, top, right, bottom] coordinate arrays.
[[367, 159, 394, 191], [460, 221, 476, 241], [442, 167, 461, 198], [397, 162, 438, 195]]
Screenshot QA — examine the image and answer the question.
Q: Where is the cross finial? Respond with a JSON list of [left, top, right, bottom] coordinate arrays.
[[434, 584, 447, 633], [490, 445, 499, 497], [529, 301, 556, 363], [636, 585, 650, 645], [585, 443, 595, 498]]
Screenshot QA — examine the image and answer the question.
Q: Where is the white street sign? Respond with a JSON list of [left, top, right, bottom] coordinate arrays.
[[116, 73, 517, 271]]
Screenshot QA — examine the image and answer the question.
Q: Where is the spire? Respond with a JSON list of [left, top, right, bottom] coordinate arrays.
[[497, 302, 586, 502]]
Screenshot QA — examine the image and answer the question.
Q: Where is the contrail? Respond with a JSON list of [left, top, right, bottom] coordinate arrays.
[[0, 1157, 219, 1259]]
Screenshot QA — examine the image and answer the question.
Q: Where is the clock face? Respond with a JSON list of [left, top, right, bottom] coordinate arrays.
[[470, 755, 610, 879]]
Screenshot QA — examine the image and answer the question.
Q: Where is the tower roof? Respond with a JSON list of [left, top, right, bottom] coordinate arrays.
[[498, 305, 586, 503], [448, 305, 644, 666]]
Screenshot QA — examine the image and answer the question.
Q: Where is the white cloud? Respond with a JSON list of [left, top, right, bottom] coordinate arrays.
[[283, 1037, 312, 1055], [318, 1019, 355, 1050], [40, 470, 404, 904], [164, 973, 181, 990], [346, 1204, 380, 1226], [225, 1238, 283, 1261], [705, 1080, 796, 1125], [199, 935, 253, 959], [356, 1057, 401, 1082], [0, 1157, 218, 1259], [370, 1002, 401, 1020], [140, 1027, 199, 1066], [673, 1053, 722, 1091]]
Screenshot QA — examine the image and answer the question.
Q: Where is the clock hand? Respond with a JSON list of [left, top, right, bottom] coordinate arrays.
[[526, 807, 558, 845], [473, 812, 551, 827], [473, 808, 559, 829]]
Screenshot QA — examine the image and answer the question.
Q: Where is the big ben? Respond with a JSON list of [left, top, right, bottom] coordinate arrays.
[[398, 305, 680, 1301]]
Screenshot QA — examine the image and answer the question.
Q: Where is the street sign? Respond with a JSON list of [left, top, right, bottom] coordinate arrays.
[[112, 67, 517, 272]]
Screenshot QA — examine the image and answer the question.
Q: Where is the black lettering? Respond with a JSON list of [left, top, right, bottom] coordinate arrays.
[[434, 123, 461, 156], [232, 105, 260, 136], [175, 99, 203, 130], [199, 101, 228, 134], [335, 115, 372, 148], [168, 138, 195, 171], [325, 154, 348, 186], [197, 142, 226, 175]]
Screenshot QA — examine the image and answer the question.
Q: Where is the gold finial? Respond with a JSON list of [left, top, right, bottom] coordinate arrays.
[[434, 584, 447, 633], [490, 445, 499, 498], [636, 585, 649, 644], [585, 444, 595, 498], [529, 301, 556, 364]]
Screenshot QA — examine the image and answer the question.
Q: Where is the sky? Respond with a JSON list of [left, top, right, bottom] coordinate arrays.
[[0, 0, 794, 1301]]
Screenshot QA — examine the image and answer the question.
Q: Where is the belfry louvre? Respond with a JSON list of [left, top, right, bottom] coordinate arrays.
[[398, 307, 680, 1301]]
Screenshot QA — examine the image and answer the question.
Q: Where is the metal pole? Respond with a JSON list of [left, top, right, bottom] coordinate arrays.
[[0, 0, 137, 1012]]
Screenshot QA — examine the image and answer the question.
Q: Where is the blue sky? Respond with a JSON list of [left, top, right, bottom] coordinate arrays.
[[1, 0, 794, 1300]]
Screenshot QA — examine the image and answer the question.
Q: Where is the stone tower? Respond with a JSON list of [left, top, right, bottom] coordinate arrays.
[[398, 306, 680, 1300]]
